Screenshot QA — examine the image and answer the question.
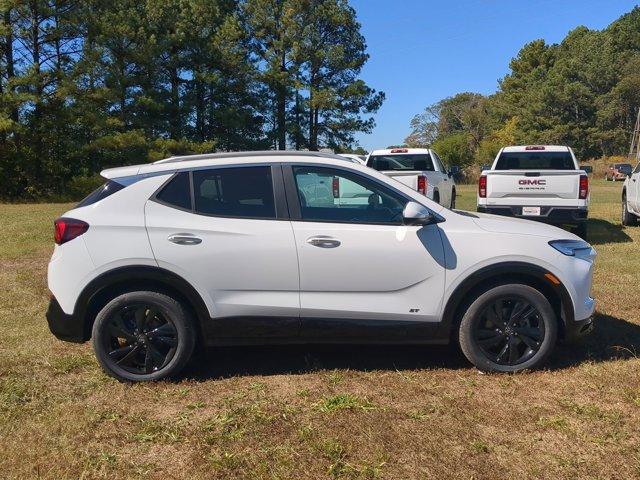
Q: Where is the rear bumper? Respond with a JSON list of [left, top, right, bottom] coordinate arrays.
[[477, 205, 588, 225], [46, 297, 85, 343]]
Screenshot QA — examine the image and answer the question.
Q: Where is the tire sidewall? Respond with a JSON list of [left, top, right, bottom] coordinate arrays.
[[458, 284, 558, 373], [92, 291, 195, 382]]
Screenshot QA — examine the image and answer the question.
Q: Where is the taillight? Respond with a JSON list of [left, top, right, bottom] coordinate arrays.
[[479, 175, 487, 198], [54, 218, 89, 245], [579, 175, 589, 199], [417, 175, 427, 195], [332, 176, 340, 198]]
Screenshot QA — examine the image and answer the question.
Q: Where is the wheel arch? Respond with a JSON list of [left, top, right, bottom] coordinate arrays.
[[74, 266, 210, 342], [439, 262, 574, 341]]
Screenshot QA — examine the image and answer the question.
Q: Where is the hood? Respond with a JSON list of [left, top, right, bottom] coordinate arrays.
[[471, 212, 580, 240]]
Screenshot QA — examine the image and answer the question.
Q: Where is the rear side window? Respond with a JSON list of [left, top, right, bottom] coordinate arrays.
[[156, 172, 191, 210], [495, 152, 575, 170], [76, 180, 125, 208], [369, 154, 434, 172], [193, 166, 275, 219]]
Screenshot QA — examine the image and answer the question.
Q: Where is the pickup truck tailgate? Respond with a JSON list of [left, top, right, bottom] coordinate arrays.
[[380, 171, 419, 190], [486, 170, 580, 200]]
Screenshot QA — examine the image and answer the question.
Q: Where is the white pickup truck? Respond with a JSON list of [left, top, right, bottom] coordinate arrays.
[[366, 148, 458, 208], [477, 145, 589, 238]]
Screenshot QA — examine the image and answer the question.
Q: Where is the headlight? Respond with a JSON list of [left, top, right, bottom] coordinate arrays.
[[548, 239, 593, 257]]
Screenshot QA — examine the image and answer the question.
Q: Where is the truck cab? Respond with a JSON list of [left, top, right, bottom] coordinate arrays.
[[366, 148, 457, 208]]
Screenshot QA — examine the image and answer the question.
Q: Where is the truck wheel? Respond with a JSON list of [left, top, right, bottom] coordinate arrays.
[[458, 284, 557, 373], [450, 189, 456, 209], [571, 223, 587, 239], [433, 191, 440, 205], [622, 192, 637, 226], [92, 291, 196, 382]]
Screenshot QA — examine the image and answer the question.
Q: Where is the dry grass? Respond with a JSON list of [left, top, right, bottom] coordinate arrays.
[[1, 181, 639, 479]]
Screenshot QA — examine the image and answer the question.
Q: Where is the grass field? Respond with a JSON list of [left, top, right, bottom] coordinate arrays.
[[1, 179, 639, 479]]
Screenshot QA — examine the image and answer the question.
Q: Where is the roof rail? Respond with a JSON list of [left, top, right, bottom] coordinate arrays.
[[153, 150, 345, 164]]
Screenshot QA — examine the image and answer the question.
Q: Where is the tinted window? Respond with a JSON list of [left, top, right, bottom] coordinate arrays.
[[369, 154, 434, 172], [156, 172, 191, 210], [193, 166, 275, 219], [77, 180, 125, 208], [617, 164, 632, 174], [293, 166, 407, 224], [495, 152, 575, 170]]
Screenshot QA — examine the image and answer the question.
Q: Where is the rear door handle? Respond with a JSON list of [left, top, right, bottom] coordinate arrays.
[[306, 236, 341, 248], [168, 233, 202, 245]]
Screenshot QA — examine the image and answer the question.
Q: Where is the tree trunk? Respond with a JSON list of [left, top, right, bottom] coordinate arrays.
[[276, 56, 287, 150], [3, 9, 18, 127], [170, 66, 181, 139]]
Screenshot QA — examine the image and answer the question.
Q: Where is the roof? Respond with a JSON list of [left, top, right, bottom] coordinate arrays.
[[100, 150, 357, 180], [501, 145, 570, 153]]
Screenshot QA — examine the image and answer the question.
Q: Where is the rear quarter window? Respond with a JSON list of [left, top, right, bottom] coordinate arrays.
[[76, 180, 125, 208]]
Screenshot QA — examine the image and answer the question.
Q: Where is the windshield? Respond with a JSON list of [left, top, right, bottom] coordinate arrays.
[[369, 154, 434, 172], [495, 151, 575, 170]]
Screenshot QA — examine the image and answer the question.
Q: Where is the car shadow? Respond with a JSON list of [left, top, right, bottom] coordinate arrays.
[[182, 343, 468, 380], [586, 219, 632, 245], [548, 313, 640, 369], [181, 313, 640, 380]]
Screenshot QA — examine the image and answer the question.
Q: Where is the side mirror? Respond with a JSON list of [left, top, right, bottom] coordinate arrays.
[[580, 165, 593, 174], [481, 164, 490, 172], [448, 165, 460, 177], [402, 201, 442, 226]]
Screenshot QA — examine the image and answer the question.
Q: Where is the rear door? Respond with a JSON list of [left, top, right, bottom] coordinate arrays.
[[145, 165, 300, 337], [284, 164, 446, 339]]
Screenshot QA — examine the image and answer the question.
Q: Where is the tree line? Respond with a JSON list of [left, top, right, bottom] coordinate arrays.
[[406, 7, 640, 170], [0, 0, 382, 200]]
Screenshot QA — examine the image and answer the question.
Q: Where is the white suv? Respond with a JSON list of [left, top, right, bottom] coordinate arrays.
[[47, 151, 596, 382], [622, 161, 640, 226]]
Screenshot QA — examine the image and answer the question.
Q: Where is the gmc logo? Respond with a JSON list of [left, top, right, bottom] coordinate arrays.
[[519, 179, 546, 185]]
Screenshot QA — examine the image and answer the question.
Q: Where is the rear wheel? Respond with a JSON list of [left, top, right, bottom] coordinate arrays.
[[92, 291, 196, 382], [450, 189, 456, 209], [622, 192, 637, 226], [432, 191, 440, 205], [458, 284, 558, 373]]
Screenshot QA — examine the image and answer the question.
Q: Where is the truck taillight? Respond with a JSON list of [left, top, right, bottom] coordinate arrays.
[[579, 175, 589, 199], [479, 175, 487, 198], [417, 175, 427, 195], [54, 218, 89, 245], [332, 176, 340, 198]]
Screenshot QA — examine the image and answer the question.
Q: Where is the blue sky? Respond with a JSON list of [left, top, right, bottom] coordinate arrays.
[[351, 0, 639, 151]]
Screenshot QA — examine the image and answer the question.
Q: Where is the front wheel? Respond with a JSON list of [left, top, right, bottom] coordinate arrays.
[[92, 291, 196, 382], [450, 189, 456, 209], [458, 284, 558, 373], [622, 193, 637, 226]]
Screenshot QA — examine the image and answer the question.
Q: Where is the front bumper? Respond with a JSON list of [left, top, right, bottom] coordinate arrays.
[[46, 297, 85, 343], [477, 205, 588, 225]]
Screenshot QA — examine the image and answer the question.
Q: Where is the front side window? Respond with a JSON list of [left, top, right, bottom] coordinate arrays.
[[193, 166, 275, 219], [293, 166, 407, 224]]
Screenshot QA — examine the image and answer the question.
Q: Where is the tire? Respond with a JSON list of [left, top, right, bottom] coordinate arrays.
[[622, 192, 637, 226], [92, 291, 196, 382], [432, 191, 440, 205], [450, 189, 457, 209], [458, 284, 558, 373], [571, 223, 587, 239]]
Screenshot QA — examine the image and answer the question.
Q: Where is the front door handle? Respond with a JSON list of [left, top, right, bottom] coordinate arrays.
[[168, 233, 202, 245], [306, 236, 341, 248]]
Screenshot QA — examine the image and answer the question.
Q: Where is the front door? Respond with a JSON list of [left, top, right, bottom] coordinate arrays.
[[285, 164, 446, 339]]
